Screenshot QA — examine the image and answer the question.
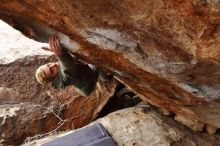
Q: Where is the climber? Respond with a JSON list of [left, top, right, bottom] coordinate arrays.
[[35, 35, 98, 96]]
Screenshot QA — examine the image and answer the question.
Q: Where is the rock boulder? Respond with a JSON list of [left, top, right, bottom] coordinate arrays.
[[25, 104, 220, 146], [0, 55, 118, 145]]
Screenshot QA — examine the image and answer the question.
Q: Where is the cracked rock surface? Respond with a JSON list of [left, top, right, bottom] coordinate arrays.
[[0, 55, 118, 146], [25, 104, 220, 146], [1, 0, 220, 144]]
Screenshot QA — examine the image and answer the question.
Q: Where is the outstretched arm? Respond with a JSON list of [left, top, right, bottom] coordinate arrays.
[[47, 35, 98, 96], [45, 35, 81, 70]]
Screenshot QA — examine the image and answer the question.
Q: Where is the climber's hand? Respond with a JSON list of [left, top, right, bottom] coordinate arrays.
[[49, 35, 63, 56]]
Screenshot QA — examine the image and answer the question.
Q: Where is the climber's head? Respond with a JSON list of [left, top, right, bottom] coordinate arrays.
[[36, 62, 60, 84]]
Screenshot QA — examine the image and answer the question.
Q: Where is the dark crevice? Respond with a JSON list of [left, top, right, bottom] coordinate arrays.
[[98, 83, 142, 118]]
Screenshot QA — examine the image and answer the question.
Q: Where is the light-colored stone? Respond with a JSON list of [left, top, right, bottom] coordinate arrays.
[[25, 105, 220, 146], [0, 20, 51, 64], [174, 115, 204, 132]]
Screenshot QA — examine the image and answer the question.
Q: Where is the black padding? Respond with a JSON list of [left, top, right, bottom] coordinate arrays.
[[42, 123, 117, 146]]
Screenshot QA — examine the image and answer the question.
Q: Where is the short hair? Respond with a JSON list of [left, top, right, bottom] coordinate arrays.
[[35, 66, 52, 84]]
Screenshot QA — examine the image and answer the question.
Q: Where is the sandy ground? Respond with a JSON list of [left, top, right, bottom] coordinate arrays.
[[0, 20, 52, 64]]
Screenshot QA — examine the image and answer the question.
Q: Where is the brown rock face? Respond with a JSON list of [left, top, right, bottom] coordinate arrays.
[[0, 56, 118, 145], [0, 0, 220, 131]]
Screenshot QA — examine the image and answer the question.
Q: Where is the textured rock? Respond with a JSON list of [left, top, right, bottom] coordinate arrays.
[[0, 0, 220, 131], [174, 114, 204, 132], [206, 124, 218, 135], [0, 20, 51, 64], [24, 104, 220, 146], [0, 56, 118, 146]]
